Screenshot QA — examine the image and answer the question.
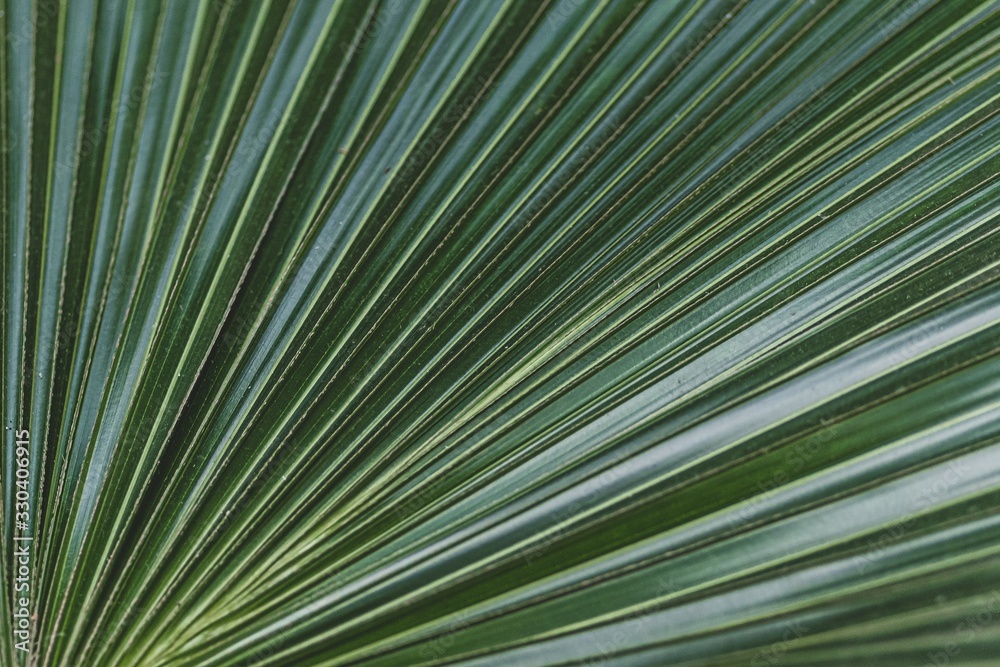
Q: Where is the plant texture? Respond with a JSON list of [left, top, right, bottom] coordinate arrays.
[[3, 0, 1000, 665]]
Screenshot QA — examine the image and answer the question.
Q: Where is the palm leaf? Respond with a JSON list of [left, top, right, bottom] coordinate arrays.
[[3, 0, 1000, 665]]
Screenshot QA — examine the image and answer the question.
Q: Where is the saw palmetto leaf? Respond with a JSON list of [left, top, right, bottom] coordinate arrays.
[[3, 0, 1000, 665]]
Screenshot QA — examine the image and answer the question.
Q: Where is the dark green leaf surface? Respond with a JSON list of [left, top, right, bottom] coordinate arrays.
[[3, 0, 1000, 665]]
